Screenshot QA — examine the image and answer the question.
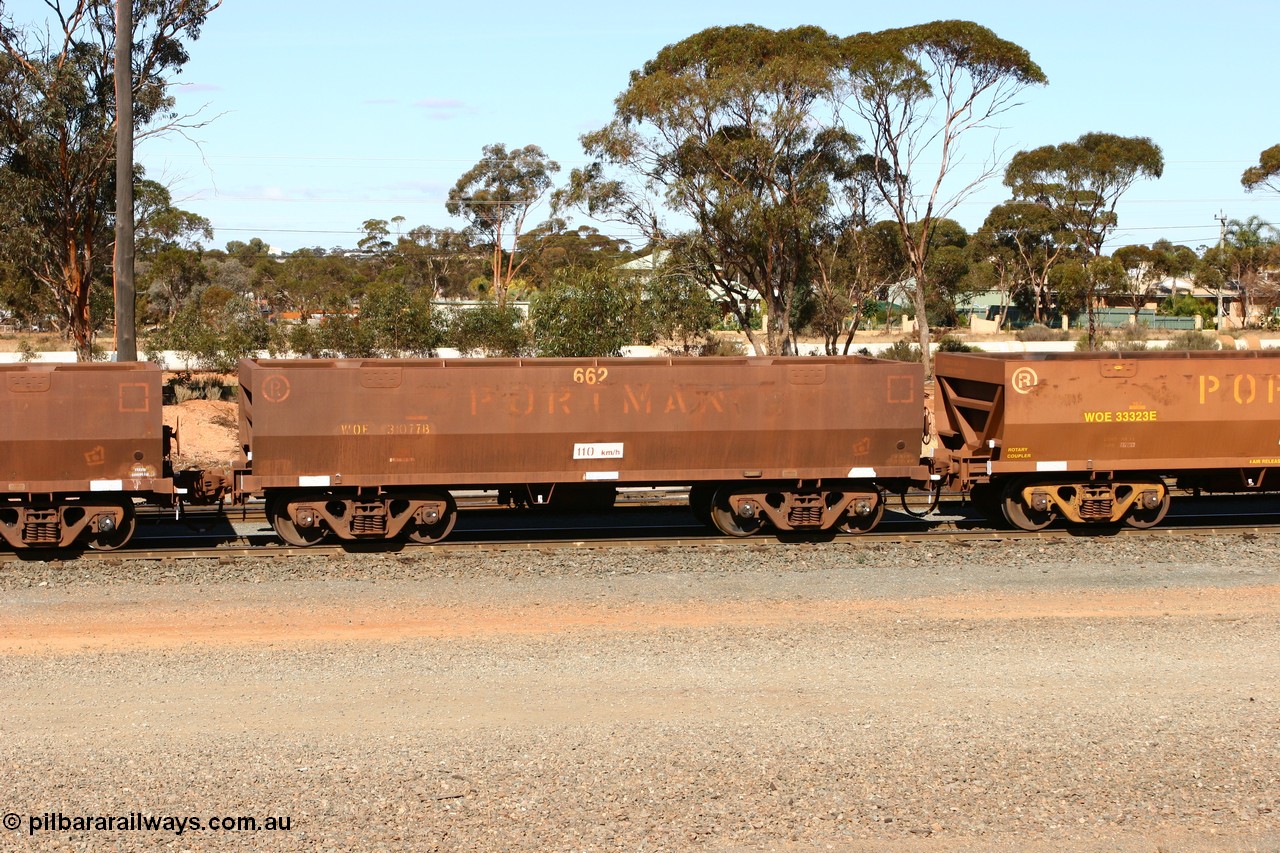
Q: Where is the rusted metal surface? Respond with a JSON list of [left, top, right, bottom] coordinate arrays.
[[236, 356, 929, 540], [0, 362, 170, 549], [239, 356, 927, 490], [935, 351, 1280, 476], [933, 350, 1280, 527]]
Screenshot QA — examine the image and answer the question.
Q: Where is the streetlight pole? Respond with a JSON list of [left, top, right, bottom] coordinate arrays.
[[1215, 211, 1227, 330], [113, 0, 136, 361]]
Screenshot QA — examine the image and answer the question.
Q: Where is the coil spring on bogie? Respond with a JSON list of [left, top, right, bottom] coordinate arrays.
[[1080, 499, 1113, 520], [22, 509, 60, 544], [787, 506, 824, 527], [350, 503, 387, 535]]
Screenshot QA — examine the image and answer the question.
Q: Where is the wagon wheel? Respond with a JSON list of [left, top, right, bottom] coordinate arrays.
[[838, 494, 884, 535], [709, 487, 764, 537], [268, 496, 327, 547], [406, 493, 458, 544], [1001, 480, 1057, 532], [1124, 491, 1170, 529], [687, 484, 715, 528], [86, 502, 137, 551]]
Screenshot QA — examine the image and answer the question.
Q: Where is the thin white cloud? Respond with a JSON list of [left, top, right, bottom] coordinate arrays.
[[413, 97, 477, 121]]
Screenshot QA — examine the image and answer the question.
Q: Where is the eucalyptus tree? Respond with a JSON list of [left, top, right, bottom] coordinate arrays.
[[358, 281, 443, 357], [530, 266, 648, 358], [1004, 133, 1164, 257], [836, 20, 1046, 373], [0, 0, 221, 359], [960, 229, 1019, 328], [1003, 132, 1164, 345], [1112, 244, 1166, 320], [515, 222, 632, 288], [1150, 239, 1198, 299], [446, 143, 559, 308], [564, 25, 857, 355], [978, 200, 1075, 324], [810, 156, 903, 353], [1242, 144, 1280, 194], [134, 179, 212, 254], [396, 225, 478, 298]]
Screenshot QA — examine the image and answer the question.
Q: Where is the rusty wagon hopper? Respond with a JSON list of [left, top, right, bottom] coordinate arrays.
[[235, 356, 929, 545], [933, 350, 1280, 530], [0, 362, 172, 550]]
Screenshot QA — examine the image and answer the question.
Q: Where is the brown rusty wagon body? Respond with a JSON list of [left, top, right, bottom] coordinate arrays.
[[235, 356, 929, 544], [933, 350, 1280, 530], [0, 362, 171, 549]]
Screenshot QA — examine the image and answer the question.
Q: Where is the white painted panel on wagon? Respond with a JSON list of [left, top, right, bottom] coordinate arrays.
[[574, 442, 624, 460]]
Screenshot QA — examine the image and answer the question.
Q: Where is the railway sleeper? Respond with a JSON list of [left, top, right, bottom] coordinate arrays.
[[0, 499, 136, 550], [1011, 480, 1168, 528]]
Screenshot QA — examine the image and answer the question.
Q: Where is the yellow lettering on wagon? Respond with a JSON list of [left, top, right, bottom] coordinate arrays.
[[623, 384, 651, 414], [339, 423, 369, 435], [1198, 373, 1280, 405], [1235, 374, 1257, 405], [572, 367, 609, 385], [1200, 375, 1219, 404], [1083, 410, 1159, 424]]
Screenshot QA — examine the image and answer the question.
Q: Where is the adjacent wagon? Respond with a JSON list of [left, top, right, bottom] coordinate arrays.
[[933, 350, 1280, 530], [0, 362, 172, 549]]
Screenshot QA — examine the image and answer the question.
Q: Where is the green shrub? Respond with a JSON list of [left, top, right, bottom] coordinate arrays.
[[1164, 330, 1219, 351], [697, 335, 746, 357], [1016, 324, 1069, 342], [936, 335, 980, 353], [879, 338, 922, 362]]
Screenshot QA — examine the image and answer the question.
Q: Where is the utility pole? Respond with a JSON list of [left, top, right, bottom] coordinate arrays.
[[113, 0, 136, 362], [1215, 211, 1228, 330]]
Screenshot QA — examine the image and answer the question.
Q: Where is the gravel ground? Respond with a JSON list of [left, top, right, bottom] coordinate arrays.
[[2, 534, 1279, 852]]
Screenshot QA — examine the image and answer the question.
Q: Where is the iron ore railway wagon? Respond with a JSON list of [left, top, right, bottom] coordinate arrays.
[[12, 349, 1280, 553], [0, 362, 174, 550], [231, 355, 930, 545], [933, 350, 1280, 531]]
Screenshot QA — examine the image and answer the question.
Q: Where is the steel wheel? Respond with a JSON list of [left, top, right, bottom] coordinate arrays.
[[268, 496, 326, 547], [86, 502, 137, 551], [709, 487, 764, 537], [1001, 481, 1056, 532], [1124, 491, 1170, 529], [406, 493, 458, 544], [839, 495, 884, 534]]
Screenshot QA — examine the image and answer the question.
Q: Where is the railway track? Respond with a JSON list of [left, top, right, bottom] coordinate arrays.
[[6, 495, 1277, 564]]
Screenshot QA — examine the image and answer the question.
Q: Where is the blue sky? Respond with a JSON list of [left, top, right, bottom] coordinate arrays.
[[12, 0, 1280, 254]]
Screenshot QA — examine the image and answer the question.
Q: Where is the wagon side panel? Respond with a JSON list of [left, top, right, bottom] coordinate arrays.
[[238, 356, 927, 491]]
